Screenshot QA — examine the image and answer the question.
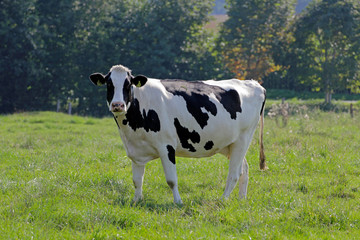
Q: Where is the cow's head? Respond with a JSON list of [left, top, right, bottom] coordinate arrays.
[[90, 65, 147, 115]]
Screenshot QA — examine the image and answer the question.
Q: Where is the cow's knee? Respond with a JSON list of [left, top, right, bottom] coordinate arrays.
[[167, 180, 175, 189]]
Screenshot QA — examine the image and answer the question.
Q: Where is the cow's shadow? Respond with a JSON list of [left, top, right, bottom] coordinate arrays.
[[115, 197, 183, 211], [114, 195, 227, 212]]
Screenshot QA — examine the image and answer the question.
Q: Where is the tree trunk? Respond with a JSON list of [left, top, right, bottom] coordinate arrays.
[[323, 47, 332, 104], [325, 91, 332, 104]]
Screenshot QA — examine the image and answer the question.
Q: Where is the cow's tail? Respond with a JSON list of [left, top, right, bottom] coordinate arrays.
[[259, 92, 267, 170]]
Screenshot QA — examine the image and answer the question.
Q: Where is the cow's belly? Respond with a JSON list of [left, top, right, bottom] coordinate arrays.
[[119, 122, 237, 162], [175, 145, 230, 158]]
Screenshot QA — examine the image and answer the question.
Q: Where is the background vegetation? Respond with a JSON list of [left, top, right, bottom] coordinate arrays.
[[1, 0, 359, 115], [2, 1, 359, 238], [0, 110, 359, 239]]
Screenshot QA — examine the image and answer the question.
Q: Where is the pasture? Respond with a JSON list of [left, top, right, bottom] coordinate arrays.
[[0, 109, 359, 239]]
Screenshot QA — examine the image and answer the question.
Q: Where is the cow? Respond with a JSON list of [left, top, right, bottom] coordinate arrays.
[[90, 65, 266, 204]]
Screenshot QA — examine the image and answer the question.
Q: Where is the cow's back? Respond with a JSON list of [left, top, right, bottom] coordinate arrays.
[[204, 79, 266, 128]]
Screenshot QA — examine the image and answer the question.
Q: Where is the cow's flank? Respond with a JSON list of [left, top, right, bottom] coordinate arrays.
[[204, 141, 214, 150], [174, 118, 201, 152]]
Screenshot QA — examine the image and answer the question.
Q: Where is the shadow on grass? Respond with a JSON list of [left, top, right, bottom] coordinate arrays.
[[113, 195, 229, 214]]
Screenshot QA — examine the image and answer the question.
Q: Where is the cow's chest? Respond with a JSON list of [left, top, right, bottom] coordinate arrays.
[[117, 122, 161, 163]]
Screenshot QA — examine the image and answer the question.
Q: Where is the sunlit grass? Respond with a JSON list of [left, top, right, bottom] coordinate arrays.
[[0, 111, 359, 239]]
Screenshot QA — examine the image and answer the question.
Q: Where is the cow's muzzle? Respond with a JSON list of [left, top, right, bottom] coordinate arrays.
[[111, 101, 126, 113]]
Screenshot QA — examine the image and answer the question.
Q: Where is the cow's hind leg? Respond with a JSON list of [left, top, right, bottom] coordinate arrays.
[[239, 157, 249, 198], [223, 134, 252, 199], [160, 146, 182, 204]]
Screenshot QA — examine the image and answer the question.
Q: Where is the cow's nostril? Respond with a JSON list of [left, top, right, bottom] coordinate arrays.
[[111, 102, 125, 111]]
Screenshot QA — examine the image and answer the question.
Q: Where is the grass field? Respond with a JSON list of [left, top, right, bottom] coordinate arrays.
[[1, 110, 359, 239]]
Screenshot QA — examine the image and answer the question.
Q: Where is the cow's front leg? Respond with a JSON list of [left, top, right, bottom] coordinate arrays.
[[160, 147, 182, 204], [132, 161, 145, 202]]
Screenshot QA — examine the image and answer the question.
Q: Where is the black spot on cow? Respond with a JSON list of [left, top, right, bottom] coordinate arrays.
[[204, 141, 214, 150], [104, 73, 114, 104], [123, 99, 161, 132], [162, 80, 216, 129], [260, 89, 266, 115], [217, 89, 242, 119], [122, 77, 133, 105], [166, 145, 176, 165], [174, 118, 200, 152], [167, 181, 175, 189], [161, 80, 242, 127]]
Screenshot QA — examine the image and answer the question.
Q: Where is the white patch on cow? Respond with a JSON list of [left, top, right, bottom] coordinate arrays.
[[110, 65, 131, 73], [200, 106, 208, 114]]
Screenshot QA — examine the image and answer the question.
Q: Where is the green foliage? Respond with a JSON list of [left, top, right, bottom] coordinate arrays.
[[1, 111, 360, 238], [267, 89, 360, 101], [120, 0, 214, 79], [0, 0, 38, 113], [1, 0, 359, 115], [0, 0, 215, 116], [217, 0, 297, 80], [286, 0, 360, 99]]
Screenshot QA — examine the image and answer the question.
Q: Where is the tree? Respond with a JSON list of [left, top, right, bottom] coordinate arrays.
[[0, 0, 218, 115], [288, 0, 360, 103], [0, 0, 39, 113], [78, 0, 215, 115], [111, 0, 214, 79], [217, 0, 297, 81], [68, 0, 133, 116], [31, 0, 80, 109], [0, 0, 93, 113]]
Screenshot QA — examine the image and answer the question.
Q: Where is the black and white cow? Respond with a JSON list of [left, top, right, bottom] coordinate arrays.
[[90, 65, 266, 204]]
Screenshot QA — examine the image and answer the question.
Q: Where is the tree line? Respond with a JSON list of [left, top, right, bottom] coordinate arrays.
[[1, 0, 359, 116]]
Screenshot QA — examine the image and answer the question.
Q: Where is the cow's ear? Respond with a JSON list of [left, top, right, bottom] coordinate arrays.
[[131, 75, 148, 87], [89, 73, 106, 86]]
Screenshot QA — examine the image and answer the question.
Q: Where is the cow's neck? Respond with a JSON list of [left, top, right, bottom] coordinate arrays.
[[113, 112, 128, 129], [113, 116, 121, 129]]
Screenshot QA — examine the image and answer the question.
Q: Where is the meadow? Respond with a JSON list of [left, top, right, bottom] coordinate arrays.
[[0, 107, 359, 239]]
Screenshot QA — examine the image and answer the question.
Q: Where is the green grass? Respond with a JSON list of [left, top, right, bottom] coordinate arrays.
[[1, 111, 359, 239]]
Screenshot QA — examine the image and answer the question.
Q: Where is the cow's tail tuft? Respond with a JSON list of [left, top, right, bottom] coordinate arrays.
[[259, 95, 267, 170]]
